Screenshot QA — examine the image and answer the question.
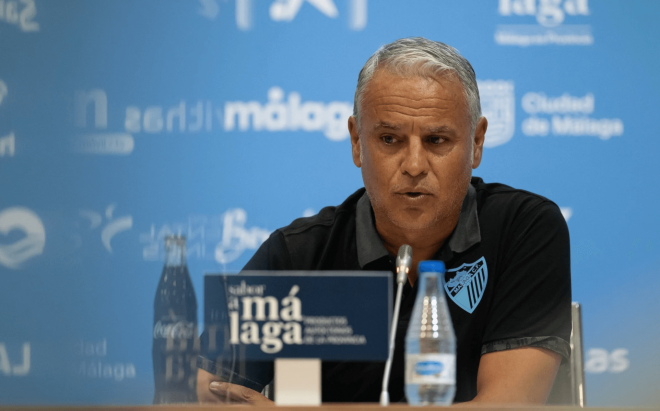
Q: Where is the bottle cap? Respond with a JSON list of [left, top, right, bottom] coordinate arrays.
[[418, 260, 445, 274]]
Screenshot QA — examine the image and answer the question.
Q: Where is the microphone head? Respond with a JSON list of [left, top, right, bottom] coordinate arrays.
[[396, 244, 412, 272]]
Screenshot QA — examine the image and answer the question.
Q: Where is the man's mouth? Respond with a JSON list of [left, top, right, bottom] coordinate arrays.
[[400, 191, 432, 199]]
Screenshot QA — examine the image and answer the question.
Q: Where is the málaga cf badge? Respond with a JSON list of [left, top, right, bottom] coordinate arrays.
[[444, 257, 488, 314]]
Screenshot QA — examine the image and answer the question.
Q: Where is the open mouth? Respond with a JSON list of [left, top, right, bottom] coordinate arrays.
[[406, 192, 424, 198]]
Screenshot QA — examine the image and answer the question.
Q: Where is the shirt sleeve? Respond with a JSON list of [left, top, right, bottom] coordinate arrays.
[[197, 231, 289, 390], [481, 201, 572, 359]]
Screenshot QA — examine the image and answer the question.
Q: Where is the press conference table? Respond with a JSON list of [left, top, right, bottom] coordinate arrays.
[[1, 405, 641, 411]]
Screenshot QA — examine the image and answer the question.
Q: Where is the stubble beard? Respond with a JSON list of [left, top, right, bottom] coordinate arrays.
[[366, 165, 472, 233]]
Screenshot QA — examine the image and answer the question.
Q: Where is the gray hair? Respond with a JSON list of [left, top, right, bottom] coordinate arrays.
[[353, 37, 481, 133]]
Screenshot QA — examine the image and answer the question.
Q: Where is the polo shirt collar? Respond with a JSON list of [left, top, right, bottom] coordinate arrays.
[[356, 184, 481, 268]]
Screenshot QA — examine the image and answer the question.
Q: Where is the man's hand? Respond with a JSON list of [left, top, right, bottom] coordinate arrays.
[[197, 368, 274, 405], [456, 346, 561, 406]]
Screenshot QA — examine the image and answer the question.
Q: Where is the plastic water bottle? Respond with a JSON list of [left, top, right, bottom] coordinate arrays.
[[405, 260, 456, 406]]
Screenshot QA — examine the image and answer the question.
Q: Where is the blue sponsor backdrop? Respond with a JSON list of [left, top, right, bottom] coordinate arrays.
[[1, 0, 659, 406]]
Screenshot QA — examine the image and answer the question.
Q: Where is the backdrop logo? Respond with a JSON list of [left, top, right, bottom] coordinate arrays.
[[0, 0, 39, 32], [225, 87, 353, 141], [199, 0, 367, 31], [79, 204, 133, 253], [478, 80, 515, 148], [78, 87, 351, 149], [140, 209, 270, 265], [0, 79, 7, 105], [271, 0, 367, 30], [76, 338, 137, 382], [198, 0, 220, 20], [271, 0, 337, 20], [0, 207, 45, 269], [0, 342, 30, 376], [125, 100, 222, 134], [585, 348, 629, 373], [215, 209, 270, 264], [495, 0, 593, 46], [0, 82, 12, 158], [0, 132, 14, 157], [521, 92, 623, 140], [73, 89, 134, 155]]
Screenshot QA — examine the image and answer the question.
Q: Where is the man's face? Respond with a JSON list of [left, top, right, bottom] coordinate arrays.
[[349, 70, 485, 232]]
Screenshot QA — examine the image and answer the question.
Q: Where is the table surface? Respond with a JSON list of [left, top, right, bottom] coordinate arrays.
[[0, 405, 650, 411]]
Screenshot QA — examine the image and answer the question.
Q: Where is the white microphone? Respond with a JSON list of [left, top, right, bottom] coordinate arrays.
[[380, 244, 412, 406]]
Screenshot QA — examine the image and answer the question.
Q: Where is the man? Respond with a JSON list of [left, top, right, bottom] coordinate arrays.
[[197, 37, 571, 405]]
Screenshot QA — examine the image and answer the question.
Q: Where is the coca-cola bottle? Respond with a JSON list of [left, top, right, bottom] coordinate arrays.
[[152, 235, 198, 404]]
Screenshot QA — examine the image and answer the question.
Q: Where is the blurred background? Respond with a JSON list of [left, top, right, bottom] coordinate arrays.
[[1, 0, 659, 406]]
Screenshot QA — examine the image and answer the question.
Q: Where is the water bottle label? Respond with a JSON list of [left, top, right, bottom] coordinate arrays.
[[406, 354, 456, 385]]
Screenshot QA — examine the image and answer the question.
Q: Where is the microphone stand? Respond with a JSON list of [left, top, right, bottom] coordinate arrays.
[[380, 245, 412, 406]]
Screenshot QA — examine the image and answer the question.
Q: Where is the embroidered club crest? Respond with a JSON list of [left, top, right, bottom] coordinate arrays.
[[444, 257, 488, 314]]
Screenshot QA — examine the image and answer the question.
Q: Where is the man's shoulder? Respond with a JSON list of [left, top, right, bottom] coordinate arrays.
[[472, 176, 560, 213], [277, 188, 365, 239], [244, 188, 365, 271], [471, 176, 567, 235]]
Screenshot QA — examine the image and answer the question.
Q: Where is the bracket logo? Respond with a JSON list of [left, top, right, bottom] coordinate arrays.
[[270, 0, 338, 21], [199, 0, 367, 31], [271, 0, 366, 30], [0, 207, 46, 269]]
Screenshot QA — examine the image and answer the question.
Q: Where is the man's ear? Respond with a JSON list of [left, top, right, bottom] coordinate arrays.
[[472, 117, 487, 169], [348, 116, 362, 168]]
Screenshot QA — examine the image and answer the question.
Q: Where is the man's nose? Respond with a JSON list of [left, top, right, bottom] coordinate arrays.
[[401, 137, 429, 178]]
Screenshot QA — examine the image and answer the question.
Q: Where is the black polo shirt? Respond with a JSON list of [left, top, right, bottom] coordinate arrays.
[[200, 177, 572, 403]]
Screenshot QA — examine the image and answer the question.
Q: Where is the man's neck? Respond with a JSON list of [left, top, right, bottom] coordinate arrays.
[[375, 211, 460, 286]]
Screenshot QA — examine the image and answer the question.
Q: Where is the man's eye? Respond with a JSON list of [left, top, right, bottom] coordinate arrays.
[[428, 136, 445, 145], [381, 135, 396, 145]]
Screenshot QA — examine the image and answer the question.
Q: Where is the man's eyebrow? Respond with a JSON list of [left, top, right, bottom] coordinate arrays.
[[427, 125, 455, 134], [372, 121, 401, 131]]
